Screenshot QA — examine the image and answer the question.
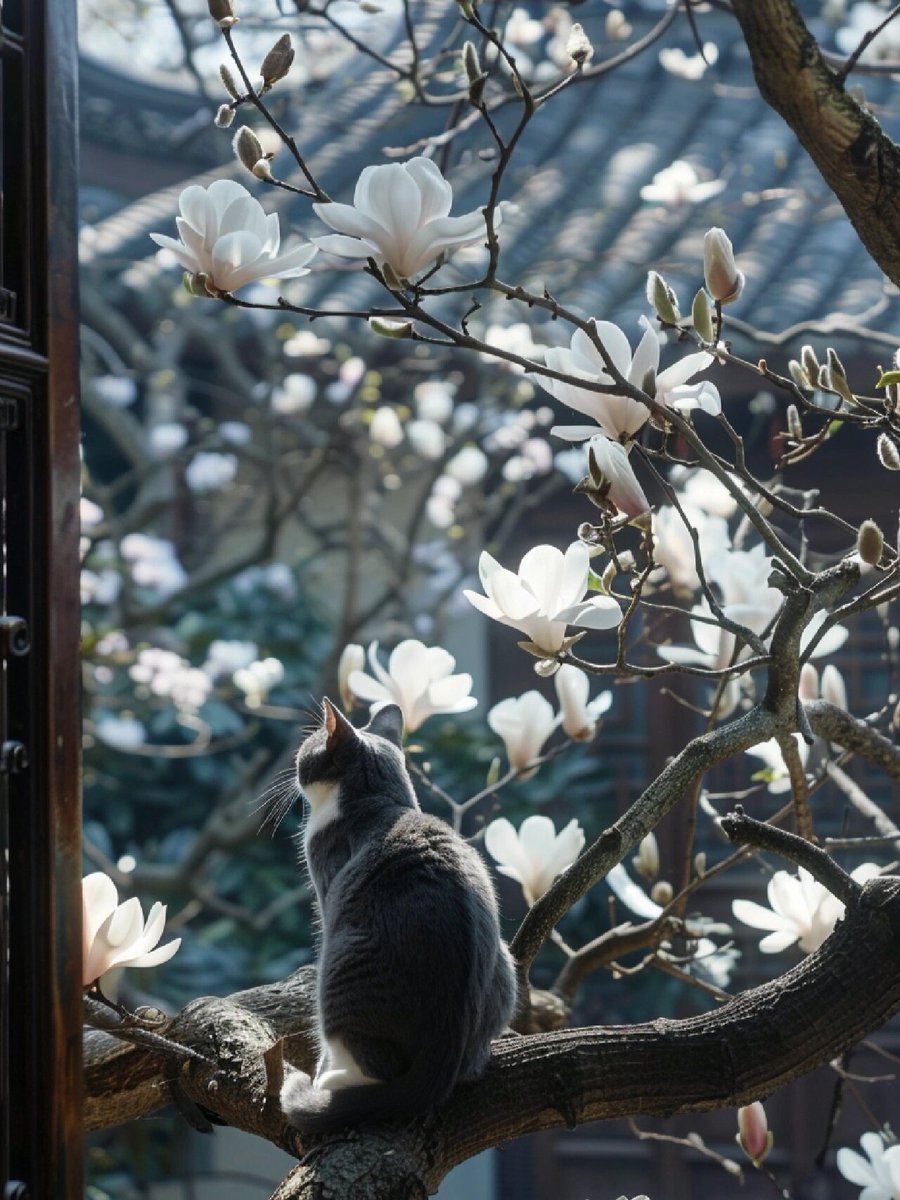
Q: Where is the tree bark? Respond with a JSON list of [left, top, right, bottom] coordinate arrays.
[[86, 875, 900, 1199], [732, 0, 900, 287]]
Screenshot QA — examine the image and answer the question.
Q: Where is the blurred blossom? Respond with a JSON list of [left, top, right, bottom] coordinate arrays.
[[452, 402, 480, 433], [640, 160, 726, 206], [484, 814, 585, 905], [836, 2, 900, 61], [502, 455, 533, 483], [481, 320, 542, 369], [414, 380, 455, 423], [733, 862, 880, 954], [82, 871, 181, 988], [96, 631, 130, 657], [313, 157, 493, 281], [80, 497, 104, 527], [821, 663, 848, 710], [234, 656, 285, 707], [673, 466, 739, 517], [658, 43, 718, 79], [799, 662, 819, 703], [283, 330, 330, 358], [337, 643, 366, 710], [445, 446, 488, 485], [465, 542, 622, 655], [94, 715, 146, 751], [130, 647, 212, 710], [406, 418, 446, 459], [505, 5, 544, 46], [554, 664, 612, 740], [81, 568, 122, 607], [426, 494, 455, 529], [651, 504, 730, 594], [93, 375, 137, 408], [745, 734, 809, 794], [273, 373, 317, 414], [487, 690, 558, 775], [150, 422, 189, 457], [836, 1133, 900, 1199], [185, 451, 238, 493], [554, 446, 587, 485], [203, 639, 259, 679], [219, 421, 252, 445], [120, 534, 186, 597], [348, 639, 477, 732], [150, 180, 317, 293], [433, 475, 462, 501], [522, 437, 553, 473], [264, 562, 297, 599], [369, 406, 404, 448]]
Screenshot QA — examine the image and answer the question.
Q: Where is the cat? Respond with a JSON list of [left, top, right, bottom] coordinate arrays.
[[279, 697, 518, 1135]]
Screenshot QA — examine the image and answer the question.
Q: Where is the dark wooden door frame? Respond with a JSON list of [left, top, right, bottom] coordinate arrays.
[[1, 0, 83, 1194]]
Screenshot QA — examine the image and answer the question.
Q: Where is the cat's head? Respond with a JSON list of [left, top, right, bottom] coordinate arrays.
[[296, 698, 417, 811]]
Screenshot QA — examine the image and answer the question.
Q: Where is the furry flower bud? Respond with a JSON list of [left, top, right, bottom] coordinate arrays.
[[566, 22, 594, 66], [220, 63, 241, 99], [786, 403, 803, 440], [877, 433, 900, 470], [692, 288, 714, 342], [801, 344, 820, 386], [646, 271, 680, 325], [826, 347, 855, 404], [703, 228, 744, 305], [369, 317, 414, 338], [631, 832, 659, 882], [260, 34, 294, 88], [215, 104, 236, 128], [232, 125, 264, 173], [650, 880, 673, 905], [207, 0, 237, 29], [857, 519, 884, 566], [462, 43, 488, 104]]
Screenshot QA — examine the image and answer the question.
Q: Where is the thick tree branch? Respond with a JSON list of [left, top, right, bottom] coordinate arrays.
[[732, 0, 900, 287]]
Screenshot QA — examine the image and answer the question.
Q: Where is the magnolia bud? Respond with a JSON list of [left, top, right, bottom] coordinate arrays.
[[566, 22, 594, 66], [736, 1102, 773, 1166], [337, 644, 365, 711], [232, 125, 264, 172], [877, 433, 900, 470], [788, 359, 809, 390], [369, 316, 414, 338], [692, 289, 714, 342], [220, 63, 241, 99], [214, 104, 236, 128], [801, 344, 820, 386], [650, 880, 673, 906], [208, 0, 237, 29], [183, 271, 214, 297], [786, 403, 803, 440], [646, 271, 680, 325], [857, 519, 884, 566], [826, 347, 855, 404], [693, 852, 706, 877], [631, 832, 659, 882], [251, 158, 274, 180], [260, 34, 294, 88], [462, 41, 481, 82], [703, 228, 744, 305]]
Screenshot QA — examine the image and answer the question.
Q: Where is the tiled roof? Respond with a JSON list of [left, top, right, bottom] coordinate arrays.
[[80, 1, 900, 352]]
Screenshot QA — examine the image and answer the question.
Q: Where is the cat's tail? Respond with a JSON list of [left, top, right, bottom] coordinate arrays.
[[280, 1038, 467, 1136]]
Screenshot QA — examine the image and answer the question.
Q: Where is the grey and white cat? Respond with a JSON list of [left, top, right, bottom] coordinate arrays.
[[280, 698, 517, 1134]]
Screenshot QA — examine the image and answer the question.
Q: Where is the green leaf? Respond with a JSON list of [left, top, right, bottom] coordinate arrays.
[[876, 370, 900, 389]]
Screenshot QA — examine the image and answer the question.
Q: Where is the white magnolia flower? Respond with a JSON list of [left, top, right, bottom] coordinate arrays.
[[554, 664, 612, 740], [185, 451, 238, 493], [120, 534, 186, 597], [337, 643, 366, 711], [487, 691, 558, 775], [94, 715, 147, 751], [484, 814, 585, 905], [93, 375, 137, 408], [203, 639, 258, 679], [273, 373, 317, 415], [312, 157, 491, 282], [369, 406, 404, 448], [732, 862, 881, 954], [658, 43, 718, 80], [837, 1132, 900, 1200], [531, 318, 719, 445], [150, 422, 189, 457], [745, 734, 809, 795], [704, 227, 744, 306], [414, 380, 455, 423], [130, 647, 213, 710], [640, 160, 726, 206], [445, 445, 488, 485], [406, 418, 446, 460], [348, 639, 477, 733], [82, 871, 181, 987], [150, 180, 317, 294], [585, 435, 651, 519], [651, 503, 730, 594], [464, 542, 622, 656], [234, 657, 285, 707]]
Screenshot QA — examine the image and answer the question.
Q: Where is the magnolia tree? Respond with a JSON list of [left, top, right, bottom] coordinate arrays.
[[81, 2, 900, 1199]]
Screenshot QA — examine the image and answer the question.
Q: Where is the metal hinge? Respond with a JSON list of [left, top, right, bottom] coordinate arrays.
[[0, 615, 29, 656]]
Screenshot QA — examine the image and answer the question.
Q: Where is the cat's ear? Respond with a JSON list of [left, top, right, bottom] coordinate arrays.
[[365, 703, 405, 747], [322, 697, 357, 752]]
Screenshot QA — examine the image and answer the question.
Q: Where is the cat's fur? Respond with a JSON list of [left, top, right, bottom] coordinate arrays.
[[280, 698, 517, 1134]]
